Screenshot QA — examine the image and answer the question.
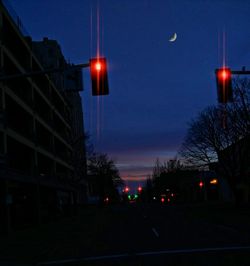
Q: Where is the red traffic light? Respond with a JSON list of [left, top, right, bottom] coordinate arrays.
[[90, 57, 109, 96], [138, 186, 142, 192], [218, 68, 230, 81], [199, 181, 204, 188], [215, 67, 233, 103], [124, 186, 130, 193], [94, 62, 102, 72]]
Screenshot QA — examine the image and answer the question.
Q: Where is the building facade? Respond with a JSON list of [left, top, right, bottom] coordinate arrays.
[[217, 135, 250, 203], [0, 0, 87, 234], [32, 37, 88, 203]]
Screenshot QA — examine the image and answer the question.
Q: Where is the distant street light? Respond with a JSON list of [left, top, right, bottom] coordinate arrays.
[[210, 178, 218, 185], [137, 186, 142, 193]]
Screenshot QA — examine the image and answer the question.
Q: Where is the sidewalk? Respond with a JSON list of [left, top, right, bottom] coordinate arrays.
[[182, 202, 250, 234], [0, 206, 111, 265]]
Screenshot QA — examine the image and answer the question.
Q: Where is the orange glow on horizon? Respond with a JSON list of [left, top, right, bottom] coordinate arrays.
[[122, 176, 149, 181]]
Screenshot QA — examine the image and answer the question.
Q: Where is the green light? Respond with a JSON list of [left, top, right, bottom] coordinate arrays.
[[134, 194, 138, 199], [128, 195, 131, 200]]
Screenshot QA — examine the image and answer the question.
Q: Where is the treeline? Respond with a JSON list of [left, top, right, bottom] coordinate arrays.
[[179, 78, 250, 202], [87, 150, 124, 204], [143, 158, 198, 203], [145, 78, 250, 203]]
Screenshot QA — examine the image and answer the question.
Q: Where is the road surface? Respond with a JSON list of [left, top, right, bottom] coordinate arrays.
[[1, 203, 250, 265], [38, 203, 250, 265]]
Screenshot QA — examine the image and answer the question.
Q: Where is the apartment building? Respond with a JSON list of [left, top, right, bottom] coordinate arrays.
[[0, 0, 87, 233], [32, 37, 88, 203]]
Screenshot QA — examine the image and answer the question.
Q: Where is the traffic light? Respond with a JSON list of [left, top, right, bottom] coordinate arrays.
[[215, 67, 233, 103], [90, 57, 109, 96], [199, 181, 204, 188], [138, 186, 142, 193]]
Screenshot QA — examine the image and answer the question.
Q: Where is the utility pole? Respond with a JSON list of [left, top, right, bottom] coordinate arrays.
[[0, 57, 110, 96]]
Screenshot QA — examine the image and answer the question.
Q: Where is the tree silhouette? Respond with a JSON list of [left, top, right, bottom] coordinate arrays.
[[87, 152, 123, 204], [180, 78, 250, 201]]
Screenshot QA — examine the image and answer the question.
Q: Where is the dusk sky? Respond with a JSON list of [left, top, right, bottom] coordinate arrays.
[[10, 0, 250, 186]]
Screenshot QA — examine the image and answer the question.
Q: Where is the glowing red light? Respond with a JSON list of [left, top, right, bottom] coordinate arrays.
[[218, 68, 231, 81], [95, 62, 102, 72], [199, 181, 204, 188], [138, 186, 142, 192], [167, 198, 170, 202], [125, 186, 129, 193], [161, 197, 165, 203]]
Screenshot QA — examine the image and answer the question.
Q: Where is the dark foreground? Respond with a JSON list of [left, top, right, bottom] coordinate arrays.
[[0, 203, 250, 266]]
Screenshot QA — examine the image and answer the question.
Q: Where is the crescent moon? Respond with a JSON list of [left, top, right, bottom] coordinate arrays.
[[169, 33, 177, 42]]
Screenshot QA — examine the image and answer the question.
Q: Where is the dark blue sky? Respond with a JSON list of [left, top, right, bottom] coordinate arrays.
[[10, 0, 250, 185]]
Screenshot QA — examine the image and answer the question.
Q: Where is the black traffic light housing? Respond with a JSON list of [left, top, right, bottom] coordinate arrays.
[[90, 57, 109, 96], [215, 68, 233, 103]]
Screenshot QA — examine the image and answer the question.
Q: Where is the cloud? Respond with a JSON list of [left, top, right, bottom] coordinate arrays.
[[117, 164, 153, 178], [114, 149, 178, 179], [122, 176, 149, 182], [91, 129, 186, 179]]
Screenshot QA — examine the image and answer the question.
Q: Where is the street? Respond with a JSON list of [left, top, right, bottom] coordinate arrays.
[[1, 203, 250, 266]]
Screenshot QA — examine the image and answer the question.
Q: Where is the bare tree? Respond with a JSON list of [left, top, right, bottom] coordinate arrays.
[[151, 157, 196, 200], [167, 157, 183, 172], [87, 153, 124, 203], [179, 78, 250, 199], [180, 106, 227, 168], [152, 157, 183, 178], [152, 158, 165, 179]]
